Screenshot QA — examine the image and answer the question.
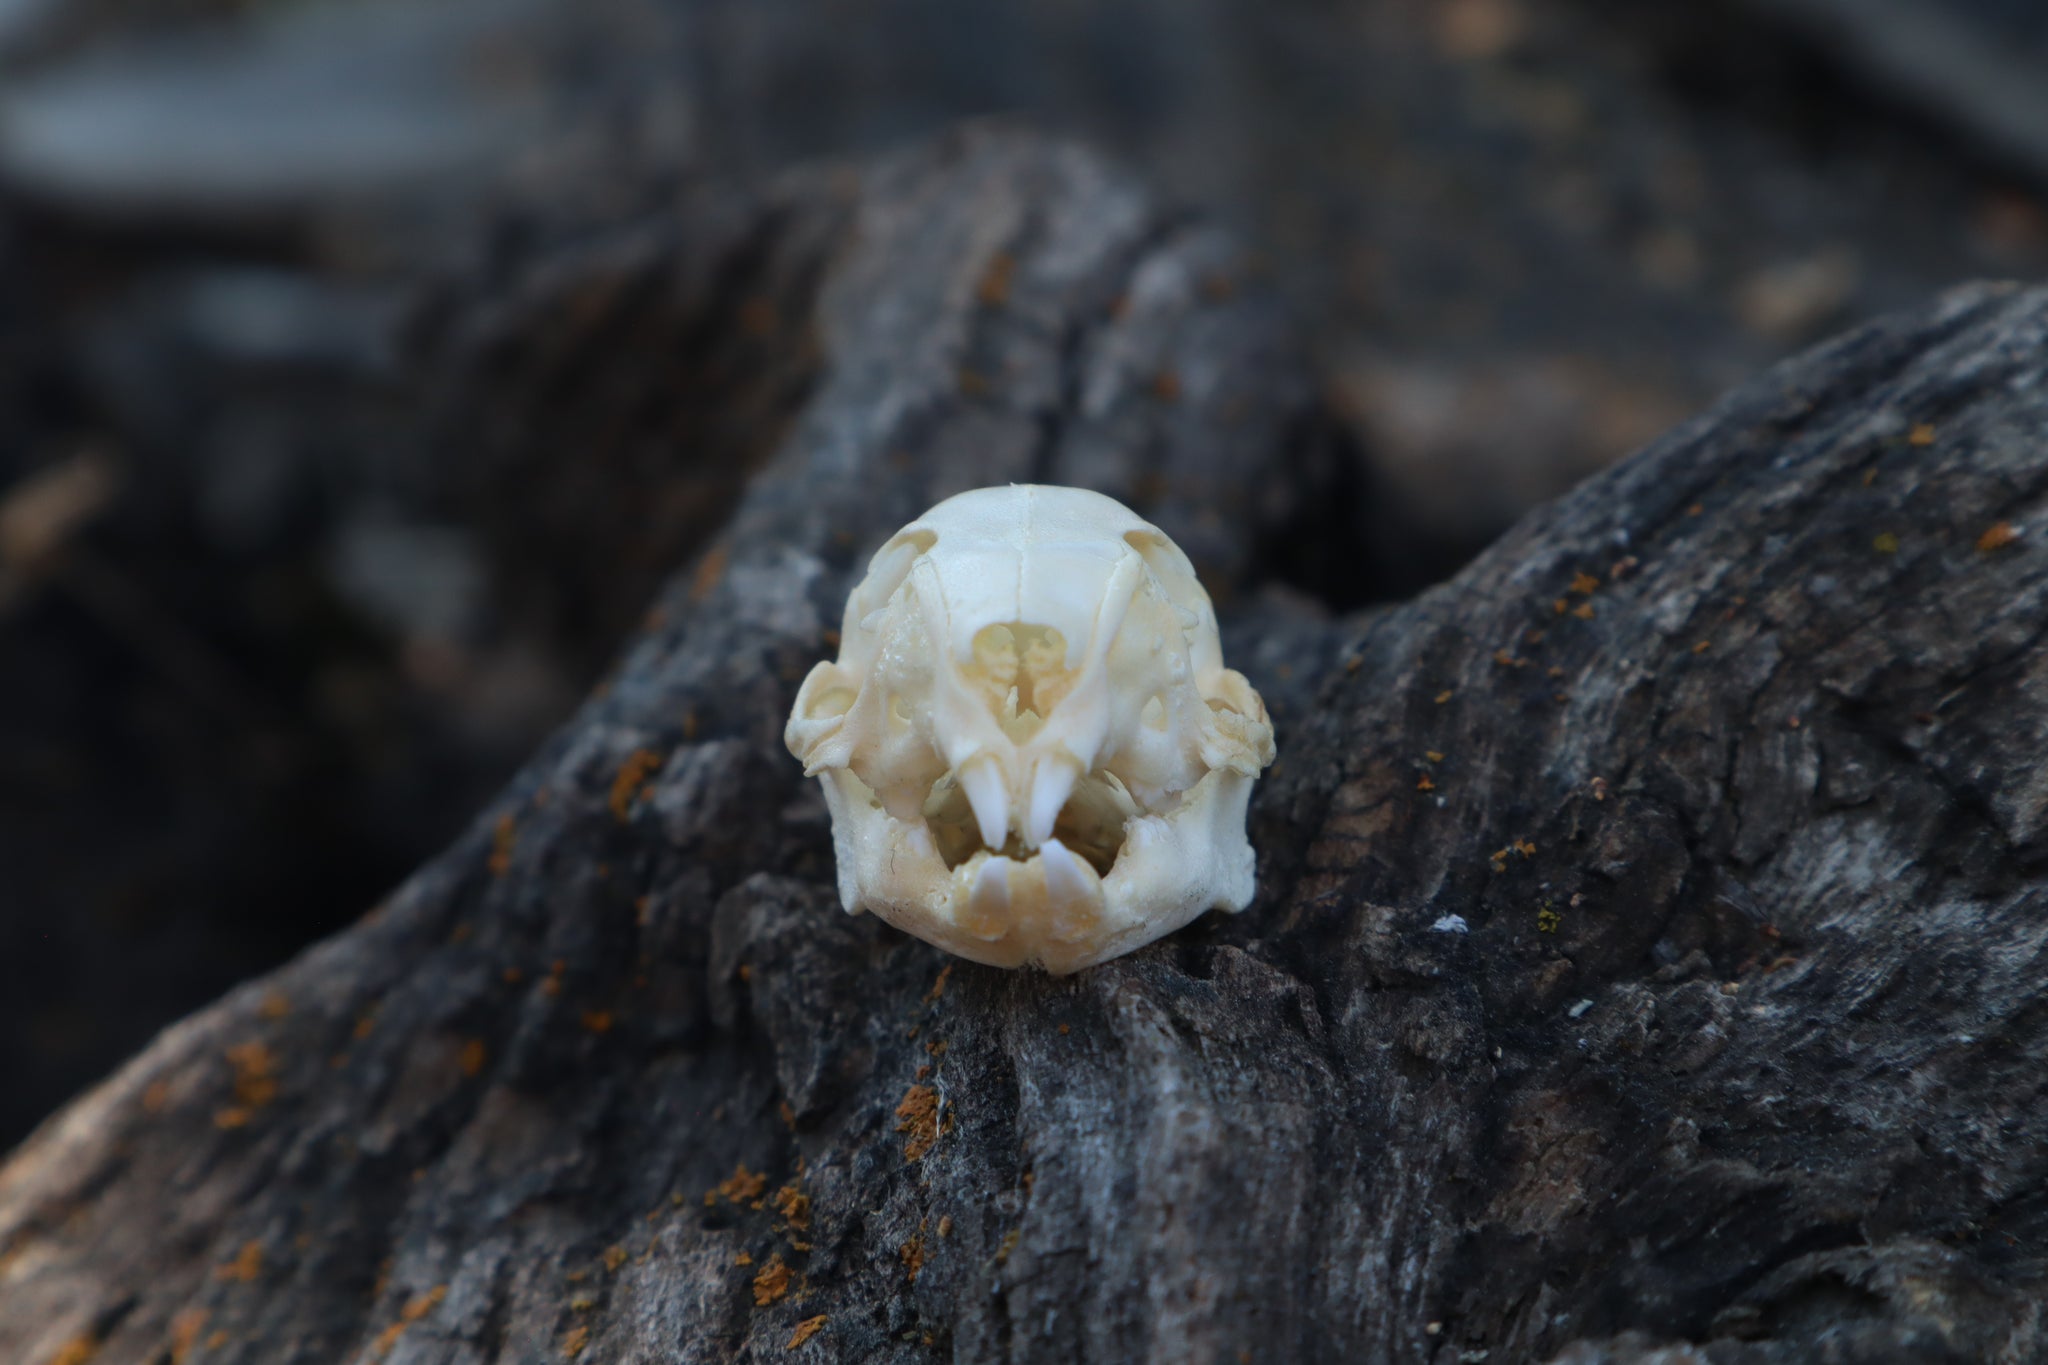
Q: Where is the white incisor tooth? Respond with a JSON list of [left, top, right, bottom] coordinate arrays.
[[1039, 838, 1099, 909], [958, 756, 1011, 852], [965, 856, 1011, 940], [1025, 755, 1078, 847]]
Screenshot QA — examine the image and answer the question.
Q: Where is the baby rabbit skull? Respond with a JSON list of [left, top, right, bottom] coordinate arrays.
[[785, 485, 1275, 973]]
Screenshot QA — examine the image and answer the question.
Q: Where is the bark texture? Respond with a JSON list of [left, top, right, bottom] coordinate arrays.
[[5, 127, 2048, 1365]]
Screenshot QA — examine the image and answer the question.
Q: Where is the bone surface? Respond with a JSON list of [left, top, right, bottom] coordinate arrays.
[[785, 484, 1277, 972]]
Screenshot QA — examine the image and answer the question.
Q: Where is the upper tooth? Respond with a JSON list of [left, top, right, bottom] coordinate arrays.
[[1026, 755, 1079, 847], [958, 756, 1010, 851]]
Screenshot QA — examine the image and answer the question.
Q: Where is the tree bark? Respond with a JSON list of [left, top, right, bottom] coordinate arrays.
[[5, 125, 2048, 1365]]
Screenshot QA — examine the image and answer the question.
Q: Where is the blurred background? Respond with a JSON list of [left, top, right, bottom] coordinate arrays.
[[2, 0, 2046, 1148]]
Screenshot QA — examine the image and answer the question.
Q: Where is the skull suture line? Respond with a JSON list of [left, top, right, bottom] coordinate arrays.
[[785, 485, 1276, 973]]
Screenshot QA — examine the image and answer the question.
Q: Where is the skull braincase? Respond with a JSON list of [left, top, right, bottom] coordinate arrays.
[[785, 484, 1276, 973]]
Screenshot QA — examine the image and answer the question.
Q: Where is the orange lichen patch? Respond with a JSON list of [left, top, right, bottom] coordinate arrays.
[[226, 1042, 279, 1110], [609, 748, 664, 822], [1572, 603, 1595, 620], [923, 964, 953, 1004], [752, 1254, 793, 1306], [895, 1085, 946, 1161], [1552, 598, 1568, 615], [1692, 640, 1712, 655], [1492, 649, 1527, 668], [258, 991, 291, 1020], [601, 1245, 628, 1274], [1569, 571, 1600, 596], [48, 1333, 98, 1365], [460, 1040, 487, 1078], [690, 542, 731, 603], [1513, 838, 1537, 857], [713, 1164, 769, 1206], [778, 1100, 797, 1131], [142, 1079, 171, 1115], [1425, 751, 1445, 763], [581, 1011, 615, 1036], [562, 1324, 591, 1359], [773, 1186, 811, 1231], [1908, 423, 1936, 446], [787, 1316, 828, 1350], [1687, 503, 1704, 517], [402, 1287, 447, 1323], [996, 1229, 1021, 1263], [1416, 775, 1435, 792], [354, 1013, 378, 1041], [900, 1229, 927, 1282], [213, 1106, 252, 1131], [214, 1240, 265, 1283], [489, 813, 517, 877], [1872, 531, 1901, 555], [167, 1308, 209, 1365], [1435, 689, 1453, 704], [1150, 370, 1182, 402], [1979, 521, 2020, 552], [976, 252, 1016, 308]]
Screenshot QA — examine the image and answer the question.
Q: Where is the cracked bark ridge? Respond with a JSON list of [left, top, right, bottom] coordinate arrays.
[[4, 127, 2048, 1365]]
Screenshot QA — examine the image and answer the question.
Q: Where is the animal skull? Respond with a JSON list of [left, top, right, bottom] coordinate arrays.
[[785, 485, 1276, 973]]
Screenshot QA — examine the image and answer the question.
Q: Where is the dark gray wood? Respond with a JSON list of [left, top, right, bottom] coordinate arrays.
[[4, 126, 2047, 1365]]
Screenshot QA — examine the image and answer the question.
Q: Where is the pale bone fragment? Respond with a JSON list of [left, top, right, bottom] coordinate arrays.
[[785, 485, 1276, 973]]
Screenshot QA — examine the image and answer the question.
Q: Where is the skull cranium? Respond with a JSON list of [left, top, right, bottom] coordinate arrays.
[[785, 485, 1275, 973]]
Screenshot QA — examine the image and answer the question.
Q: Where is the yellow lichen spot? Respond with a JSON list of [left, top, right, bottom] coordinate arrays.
[[563, 1324, 591, 1359], [1908, 423, 1936, 446], [225, 1041, 279, 1110], [1425, 751, 1445, 764], [752, 1253, 793, 1306], [787, 1316, 829, 1350], [996, 1228, 1021, 1263], [214, 1240, 264, 1284], [1979, 521, 2020, 552], [489, 812, 517, 877], [603, 1245, 628, 1274], [1513, 838, 1537, 857], [773, 1185, 812, 1231], [1872, 531, 1900, 555], [47, 1334, 98, 1365], [167, 1308, 209, 1365], [1416, 775, 1435, 792], [976, 251, 1016, 308], [895, 1085, 942, 1162], [734, 1251, 753, 1266], [714, 1163, 769, 1205], [690, 542, 731, 603], [609, 748, 664, 821], [1537, 905, 1563, 934], [1435, 689, 1453, 704]]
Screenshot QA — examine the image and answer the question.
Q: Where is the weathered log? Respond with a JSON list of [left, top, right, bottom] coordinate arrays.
[[5, 125, 2048, 1365]]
